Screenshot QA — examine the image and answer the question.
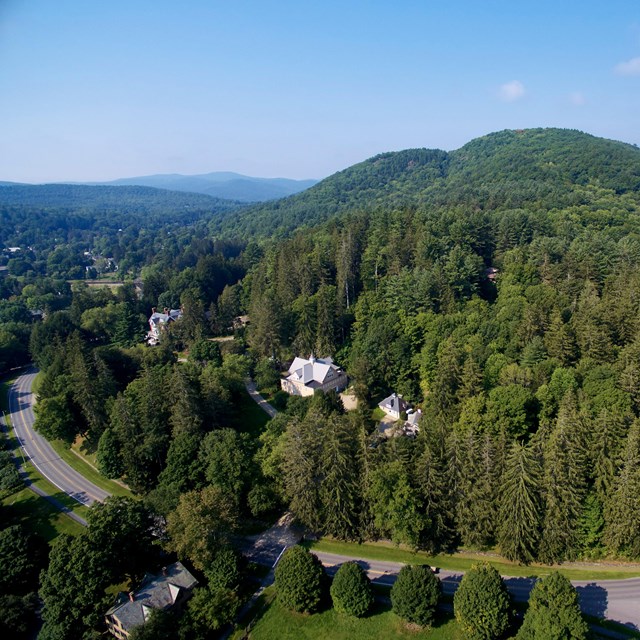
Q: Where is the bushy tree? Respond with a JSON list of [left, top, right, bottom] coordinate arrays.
[[454, 563, 511, 640], [330, 562, 373, 617], [274, 545, 327, 613], [517, 572, 588, 640], [390, 564, 440, 627], [166, 486, 237, 571], [182, 585, 240, 636]]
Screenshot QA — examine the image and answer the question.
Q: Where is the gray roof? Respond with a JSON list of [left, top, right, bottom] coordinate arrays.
[[106, 561, 197, 632], [378, 392, 410, 414]]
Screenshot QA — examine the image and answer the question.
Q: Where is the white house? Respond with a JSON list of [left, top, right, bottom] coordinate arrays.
[[147, 307, 182, 345], [281, 355, 348, 397]]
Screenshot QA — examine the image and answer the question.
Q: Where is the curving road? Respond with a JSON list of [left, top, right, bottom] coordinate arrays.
[[9, 369, 640, 632], [8, 368, 109, 508]]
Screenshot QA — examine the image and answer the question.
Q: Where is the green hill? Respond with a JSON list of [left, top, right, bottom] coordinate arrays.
[[214, 128, 640, 238]]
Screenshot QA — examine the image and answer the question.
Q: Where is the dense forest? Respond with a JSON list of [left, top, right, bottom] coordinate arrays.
[[3, 128, 640, 638]]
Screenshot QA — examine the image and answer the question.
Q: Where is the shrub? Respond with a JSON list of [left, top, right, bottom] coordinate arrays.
[[390, 564, 440, 626], [454, 563, 511, 640], [517, 572, 588, 639], [330, 562, 374, 617], [274, 545, 327, 613]]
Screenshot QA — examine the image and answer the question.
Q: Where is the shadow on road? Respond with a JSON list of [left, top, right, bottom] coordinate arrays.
[[576, 582, 608, 620]]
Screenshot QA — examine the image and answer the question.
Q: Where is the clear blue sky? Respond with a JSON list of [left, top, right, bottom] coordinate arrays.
[[1, 0, 639, 182]]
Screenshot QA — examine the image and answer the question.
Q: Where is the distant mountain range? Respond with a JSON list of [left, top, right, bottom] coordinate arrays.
[[80, 172, 318, 202], [0, 172, 318, 203]]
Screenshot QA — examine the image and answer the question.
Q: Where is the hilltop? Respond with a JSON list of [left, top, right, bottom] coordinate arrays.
[[214, 128, 640, 238]]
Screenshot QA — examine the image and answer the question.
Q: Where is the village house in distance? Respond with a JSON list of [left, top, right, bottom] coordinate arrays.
[[281, 355, 348, 396], [146, 306, 183, 345]]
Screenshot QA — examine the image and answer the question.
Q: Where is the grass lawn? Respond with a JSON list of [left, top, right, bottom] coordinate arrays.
[[237, 389, 271, 438], [48, 438, 134, 499], [2, 486, 84, 541], [242, 592, 462, 640], [308, 539, 640, 581]]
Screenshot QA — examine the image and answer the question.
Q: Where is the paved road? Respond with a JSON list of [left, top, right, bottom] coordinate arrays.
[[8, 368, 109, 507], [315, 551, 640, 631], [9, 369, 640, 632]]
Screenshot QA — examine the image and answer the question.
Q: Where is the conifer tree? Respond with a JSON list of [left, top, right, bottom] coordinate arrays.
[[454, 563, 511, 640], [415, 437, 457, 552], [539, 392, 587, 563], [497, 442, 542, 564], [604, 419, 640, 557], [517, 572, 588, 639], [282, 410, 324, 531], [456, 431, 497, 548], [320, 414, 362, 540]]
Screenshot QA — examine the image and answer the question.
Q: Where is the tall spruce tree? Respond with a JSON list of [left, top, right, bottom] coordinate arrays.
[[497, 442, 542, 564], [415, 437, 457, 552], [320, 414, 362, 540], [539, 392, 587, 563], [455, 431, 497, 549], [604, 419, 640, 557]]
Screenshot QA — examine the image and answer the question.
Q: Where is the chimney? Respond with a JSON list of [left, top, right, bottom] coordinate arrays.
[[128, 592, 135, 602], [162, 566, 168, 576], [163, 307, 169, 315], [151, 307, 156, 314]]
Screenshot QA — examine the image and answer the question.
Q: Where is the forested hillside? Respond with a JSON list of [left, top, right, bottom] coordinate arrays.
[[4, 127, 640, 638], [215, 128, 640, 237], [235, 128, 640, 563]]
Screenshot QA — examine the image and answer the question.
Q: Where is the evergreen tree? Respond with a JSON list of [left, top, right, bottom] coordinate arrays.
[[539, 392, 587, 563], [454, 563, 511, 640], [330, 562, 373, 617], [497, 442, 542, 564], [517, 572, 588, 640], [415, 437, 457, 552], [391, 564, 440, 627], [455, 431, 497, 548], [320, 414, 362, 540], [96, 428, 124, 479], [275, 546, 327, 614], [604, 419, 640, 557], [282, 410, 324, 531]]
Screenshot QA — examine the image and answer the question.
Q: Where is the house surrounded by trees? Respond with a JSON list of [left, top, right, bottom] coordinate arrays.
[[281, 355, 348, 396], [105, 562, 197, 639]]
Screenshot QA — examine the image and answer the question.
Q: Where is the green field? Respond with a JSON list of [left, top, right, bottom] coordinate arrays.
[[2, 486, 84, 541], [239, 591, 462, 640], [308, 539, 640, 581]]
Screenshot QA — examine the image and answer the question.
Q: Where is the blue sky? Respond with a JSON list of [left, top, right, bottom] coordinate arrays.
[[1, 0, 639, 182]]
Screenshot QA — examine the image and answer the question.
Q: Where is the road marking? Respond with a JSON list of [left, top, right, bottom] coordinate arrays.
[[9, 374, 104, 505]]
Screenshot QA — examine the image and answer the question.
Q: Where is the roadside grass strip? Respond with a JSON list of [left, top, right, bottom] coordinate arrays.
[[48, 438, 133, 499], [308, 539, 640, 581]]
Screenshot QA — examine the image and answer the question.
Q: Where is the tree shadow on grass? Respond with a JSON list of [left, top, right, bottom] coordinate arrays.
[[3, 492, 61, 541]]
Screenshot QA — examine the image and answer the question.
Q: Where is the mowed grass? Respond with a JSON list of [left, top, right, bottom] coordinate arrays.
[[2, 486, 84, 541], [236, 389, 271, 438], [308, 539, 640, 581], [49, 438, 133, 499], [244, 595, 462, 640]]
